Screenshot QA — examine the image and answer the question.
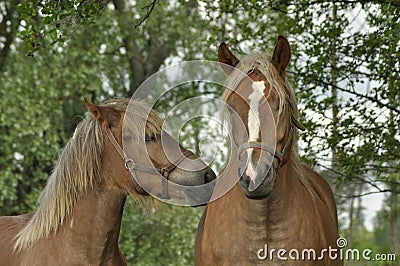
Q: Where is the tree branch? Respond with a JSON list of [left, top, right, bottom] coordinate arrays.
[[135, 0, 158, 28], [335, 189, 398, 198], [291, 0, 400, 9], [311, 77, 400, 115], [315, 162, 400, 188]]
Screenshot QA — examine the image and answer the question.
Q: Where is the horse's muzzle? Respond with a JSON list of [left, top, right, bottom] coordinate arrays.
[[238, 159, 279, 199]]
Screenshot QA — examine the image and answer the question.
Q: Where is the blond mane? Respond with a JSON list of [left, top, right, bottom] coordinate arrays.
[[14, 99, 163, 252]]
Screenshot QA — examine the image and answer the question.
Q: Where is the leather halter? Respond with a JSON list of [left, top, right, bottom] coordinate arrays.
[[105, 126, 192, 199], [237, 115, 306, 166]]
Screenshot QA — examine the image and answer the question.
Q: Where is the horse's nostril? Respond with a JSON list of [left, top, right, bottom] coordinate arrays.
[[205, 170, 216, 183]]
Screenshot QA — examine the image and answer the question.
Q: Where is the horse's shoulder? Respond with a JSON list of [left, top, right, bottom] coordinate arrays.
[[301, 165, 338, 222], [302, 165, 334, 195]]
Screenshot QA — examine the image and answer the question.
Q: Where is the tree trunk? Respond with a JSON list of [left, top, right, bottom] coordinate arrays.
[[389, 181, 398, 254], [347, 183, 356, 247], [0, 1, 21, 73], [355, 182, 363, 239], [112, 0, 173, 95], [387, 28, 398, 256], [330, 3, 339, 172]]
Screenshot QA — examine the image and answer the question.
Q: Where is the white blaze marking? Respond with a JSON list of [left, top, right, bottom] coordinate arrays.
[[246, 81, 265, 181]]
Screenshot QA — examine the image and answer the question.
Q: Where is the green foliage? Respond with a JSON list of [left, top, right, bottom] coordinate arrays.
[[17, 0, 108, 55], [0, 46, 63, 214], [120, 200, 202, 265], [289, 2, 400, 181]]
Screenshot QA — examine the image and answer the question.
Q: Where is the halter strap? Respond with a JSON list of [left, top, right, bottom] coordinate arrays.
[[291, 115, 306, 131], [160, 150, 193, 199], [105, 127, 191, 199], [105, 127, 159, 175], [160, 150, 193, 178], [238, 142, 283, 162]]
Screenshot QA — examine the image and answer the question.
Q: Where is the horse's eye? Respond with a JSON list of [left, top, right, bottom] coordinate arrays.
[[145, 134, 157, 143]]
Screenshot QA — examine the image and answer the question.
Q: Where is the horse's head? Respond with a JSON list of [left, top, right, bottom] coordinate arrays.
[[219, 36, 305, 199], [84, 98, 216, 205]]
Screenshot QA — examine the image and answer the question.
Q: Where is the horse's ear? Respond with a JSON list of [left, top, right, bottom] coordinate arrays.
[[84, 97, 102, 120], [272, 35, 291, 73], [218, 42, 240, 75], [84, 97, 121, 128]]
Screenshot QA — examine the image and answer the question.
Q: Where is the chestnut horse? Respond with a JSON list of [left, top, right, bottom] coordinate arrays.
[[0, 98, 215, 265], [195, 36, 342, 265]]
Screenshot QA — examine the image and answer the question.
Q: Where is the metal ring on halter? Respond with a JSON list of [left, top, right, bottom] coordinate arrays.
[[160, 168, 170, 178], [124, 158, 136, 170]]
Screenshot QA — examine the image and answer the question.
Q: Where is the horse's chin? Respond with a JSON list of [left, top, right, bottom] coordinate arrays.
[[238, 167, 276, 199], [183, 186, 214, 207], [243, 189, 273, 199]]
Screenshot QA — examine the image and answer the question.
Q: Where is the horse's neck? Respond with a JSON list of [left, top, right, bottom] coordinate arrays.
[[59, 184, 126, 263], [210, 163, 300, 245]]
